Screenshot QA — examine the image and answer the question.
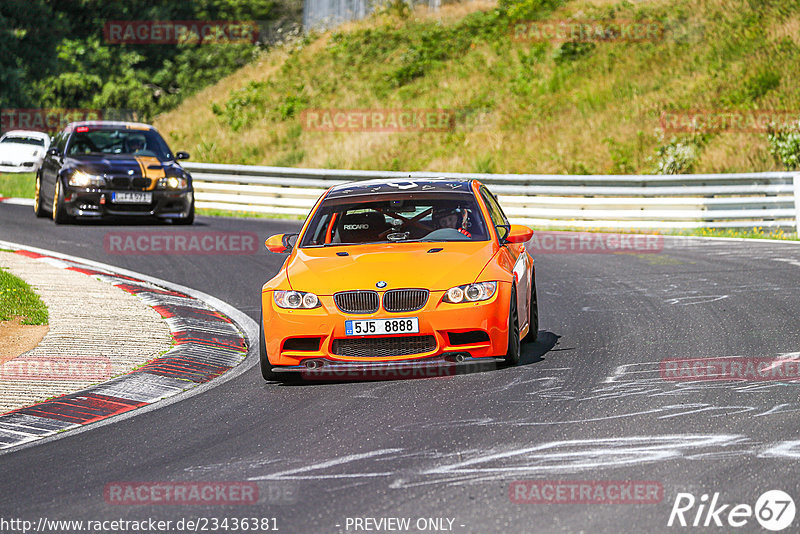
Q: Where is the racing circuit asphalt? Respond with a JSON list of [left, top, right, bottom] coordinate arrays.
[[2, 202, 800, 533]]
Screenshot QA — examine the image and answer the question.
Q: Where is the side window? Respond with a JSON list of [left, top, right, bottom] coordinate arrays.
[[479, 186, 509, 228]]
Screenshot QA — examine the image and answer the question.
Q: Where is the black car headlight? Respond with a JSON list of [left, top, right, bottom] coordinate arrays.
[[68, 170, 106, 187], [274, 291, 321, 309], [443, 282, 497, 303], [157, 176, 188, 190]]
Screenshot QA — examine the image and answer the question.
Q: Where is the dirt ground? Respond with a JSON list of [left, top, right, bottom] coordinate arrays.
[[0, 317, 48, 364]]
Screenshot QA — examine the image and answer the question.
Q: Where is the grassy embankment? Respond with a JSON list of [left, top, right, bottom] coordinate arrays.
[[0, 267, 48, 325]]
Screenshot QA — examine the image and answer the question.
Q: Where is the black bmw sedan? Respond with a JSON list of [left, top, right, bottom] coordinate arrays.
[[35, 121, 194, 224]]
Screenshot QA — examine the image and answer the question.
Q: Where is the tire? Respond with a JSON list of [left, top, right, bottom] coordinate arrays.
[[172, 199, 194, 225], [503, 286, 521, 366], [52, 179, 72, 224], [259, 311, 279, 381], [523, 280, 539, 343], [33, 173, 48, 218]]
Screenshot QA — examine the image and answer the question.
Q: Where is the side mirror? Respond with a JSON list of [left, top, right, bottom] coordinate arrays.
[[265, 233, 298, 253], [505, 224, 534, 244], [495, 224, 510, 242], [48, 147, 60, 157], [175, 151, 190, 160]]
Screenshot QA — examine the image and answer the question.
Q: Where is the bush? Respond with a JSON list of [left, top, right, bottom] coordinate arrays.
[[651, 135, 705, 174], [499, 0, 563, 21], [766, 125, 800, 170]]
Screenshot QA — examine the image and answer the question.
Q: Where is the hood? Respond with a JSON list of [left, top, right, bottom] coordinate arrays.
[[286, 241, 497, 295], [64, 154, 184, 178], [0, 143, 41, 162]]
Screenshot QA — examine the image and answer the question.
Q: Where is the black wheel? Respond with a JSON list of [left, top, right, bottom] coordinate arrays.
[[172, 199, 194, 225], [52, 179, 72, 224], [260, 312, 279, 381], [34, 173, 48, 218], [523, 280, 539, 343], [503, 286, 521, 366]]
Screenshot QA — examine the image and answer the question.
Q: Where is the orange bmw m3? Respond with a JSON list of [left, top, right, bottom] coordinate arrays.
[[260, 178, 537, 381]]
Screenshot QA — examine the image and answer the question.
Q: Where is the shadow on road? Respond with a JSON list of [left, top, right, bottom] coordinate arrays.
[[519, 330, 560, 366]]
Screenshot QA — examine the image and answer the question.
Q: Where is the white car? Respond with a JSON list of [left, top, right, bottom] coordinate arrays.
[[0, 131, 51, 173]]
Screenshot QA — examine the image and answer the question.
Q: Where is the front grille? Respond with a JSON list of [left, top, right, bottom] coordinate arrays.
[[108, 204, 152, 212], [109, 176, 151, 190], [334, 291, 379, 314], [383, 289, 429, 312], [332, 335, 436, 357]]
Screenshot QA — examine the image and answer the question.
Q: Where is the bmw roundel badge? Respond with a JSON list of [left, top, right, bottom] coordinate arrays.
[[376, 281, 388, 289]]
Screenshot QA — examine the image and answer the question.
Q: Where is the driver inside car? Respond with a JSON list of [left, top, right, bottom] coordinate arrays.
[[433, 205, 471, 238], [126, 135, 147, 154]]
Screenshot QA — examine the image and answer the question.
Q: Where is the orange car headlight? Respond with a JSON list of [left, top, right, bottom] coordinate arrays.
[[274, 290, 321, 309], [444, 282, 497, 303]]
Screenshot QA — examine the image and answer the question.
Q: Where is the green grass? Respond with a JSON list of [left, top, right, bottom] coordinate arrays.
[[0, 267, 49, 325], [197, 207, 306, 220], [667, 227, 798, 241], [0, 173, 36, 199]]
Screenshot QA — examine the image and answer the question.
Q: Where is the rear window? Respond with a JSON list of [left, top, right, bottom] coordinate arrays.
[[301, 192, 489, 247]]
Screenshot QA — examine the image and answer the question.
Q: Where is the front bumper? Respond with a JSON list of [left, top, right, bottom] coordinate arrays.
[[0, 162, 39, 173], [274, 355, 503, 380], [61, 187, 193, 219], [261, 285, 512, 367]]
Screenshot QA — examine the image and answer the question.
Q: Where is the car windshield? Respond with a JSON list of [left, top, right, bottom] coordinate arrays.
[[1, 136, 45, 146], [65, 128, 173, 160], [301, 192, 489, 247]]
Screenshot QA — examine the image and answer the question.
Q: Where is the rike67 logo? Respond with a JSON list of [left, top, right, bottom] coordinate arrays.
[[668, 490, 795, 531]]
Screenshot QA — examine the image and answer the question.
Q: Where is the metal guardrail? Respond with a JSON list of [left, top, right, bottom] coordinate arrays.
[[182, 162, 800, 232]]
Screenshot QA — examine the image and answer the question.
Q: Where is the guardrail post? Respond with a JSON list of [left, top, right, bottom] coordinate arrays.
[[795, 173, 800, 237]]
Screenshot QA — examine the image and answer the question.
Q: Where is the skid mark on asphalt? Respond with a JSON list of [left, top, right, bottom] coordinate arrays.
[[238, 434, 775, 489], [419, 435, 744, 476], [249, 449, 406, 481], [663, 295, 729, 305], [759, 441, 800, 458], [773, 258, 800, 268]]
